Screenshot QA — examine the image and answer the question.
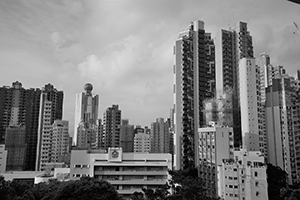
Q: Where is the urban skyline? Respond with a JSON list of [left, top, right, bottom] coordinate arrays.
[[1, 0, 300, 135]]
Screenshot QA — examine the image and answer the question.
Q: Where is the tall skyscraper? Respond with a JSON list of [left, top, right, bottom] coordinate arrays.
[[174, 20, 215, 170], [73, 83, 99, 145], [36, 84, 64, 171], [120, 119, 135, 152], [51, 120, 69, 163], [0, 81, 41, 171], [266, 75, 300, 184], [239, 58, 265, 155], [101, 105, 121, 150], [216, 22, 254, 148]]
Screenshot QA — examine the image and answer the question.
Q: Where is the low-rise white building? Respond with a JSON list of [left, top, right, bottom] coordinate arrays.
[[218, 150, 268, 200], [0, 144, 7, 173], [70, 148, 172, 197]]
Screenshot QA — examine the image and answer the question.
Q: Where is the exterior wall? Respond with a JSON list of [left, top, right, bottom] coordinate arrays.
[[216, 22, 254, 148], [0, 144, 7, 173], [101, 105, 121, 149], [134, 133, 150, 153], [77, 123, 97, 149], [265, 81, 284, 169], [0, 82, 41, 171], [1, 171, 43, 181], [70, 148, 171, 195], [219, 150, 268, 200], [174, 20, 210, 170], [5, 125, 27, 171], [37, 98, 52, 171], [266, 77, 300, 184], [120, 119, 135, 152], [73, 86, 99, 146], [197, 126, 234, 197], [239, 58, 263, 153], [51, 120, 69, 162], [36, 84, 64, 171]]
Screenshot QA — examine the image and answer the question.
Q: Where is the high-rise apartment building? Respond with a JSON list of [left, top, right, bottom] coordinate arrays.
[[239, 58, 265, 156], [0, 81, 41, 171], [74, 83, 99, 145], [218, 150, 268, 200], [266, 76, 300, 184], [174, 20, 215, 170], [216, 22, 254, 147], [120, 119, 135, 152], [5, 125, 26, 171], [76, 122, 97, 150], [36, 84, 63, 171], [100, 105, 121, 150], [51, 120, 69, 163], [96, 119, 103, 149], [150, 118, 173, 154], [197, 125, 234, 197], [134, 133, 150, 153]]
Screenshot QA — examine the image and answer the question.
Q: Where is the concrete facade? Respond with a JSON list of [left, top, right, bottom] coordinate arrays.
[[174, 20, 214, 170], [239, 58, 265, 156], [134, 133, 150, 153], [70, 148, 171, 196], [196, 126, 234, 197], [74, 83, 99, 145], [0, 144, 7, 173], [218, 150, 268, 200]]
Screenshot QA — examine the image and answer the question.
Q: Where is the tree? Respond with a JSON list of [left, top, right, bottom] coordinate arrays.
[[266, 164, 288, 200], [47, 177, 120, 200], [166, 167, 219, 200]]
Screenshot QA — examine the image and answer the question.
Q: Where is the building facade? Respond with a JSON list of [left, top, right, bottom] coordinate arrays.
[[196, 126, 234, 197], [266, 76, 300, 184], [0, 144, 7, 173], [70, 148, 172, 197], [74, 83, 99, 145], [101, 105, 121, 150], [0, 81, 41, 171], [51, 120, 69, 163], [239, 58, 265, 156], [216, 22, 254, 148], [218, 150, 268, 200], [120, 119, 135, 152], [5, 125, 27, 171], [36, 84, 63, 171], [134, 133, 150, 153], [174, 20, 215, 170]]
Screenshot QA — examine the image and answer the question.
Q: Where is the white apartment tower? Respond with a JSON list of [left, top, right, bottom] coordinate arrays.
[[197, 125, 234, 197], [36, 98, 52, 171], [218, 150, 268, 200], [239, 58, 265, 157], [74, 83, 99, 145], [51, 120, 69, 163]]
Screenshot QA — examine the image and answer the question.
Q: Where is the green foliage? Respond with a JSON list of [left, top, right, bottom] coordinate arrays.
[[266, 163, 288, 200], [0, 176, 120, 200]]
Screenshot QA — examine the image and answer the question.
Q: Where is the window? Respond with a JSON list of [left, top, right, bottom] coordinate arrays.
[[254, 171, 258, 177], [255, 181, 258, 186]]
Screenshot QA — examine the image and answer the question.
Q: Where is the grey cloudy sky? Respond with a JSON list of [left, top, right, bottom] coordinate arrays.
[[0, 0, 299, 136]]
